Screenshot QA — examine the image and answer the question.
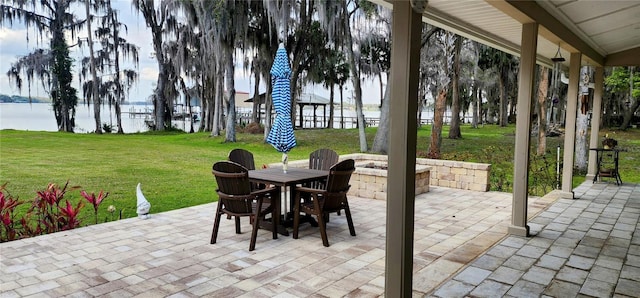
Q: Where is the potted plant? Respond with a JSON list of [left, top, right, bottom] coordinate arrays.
[[602, 134, 618, 149]]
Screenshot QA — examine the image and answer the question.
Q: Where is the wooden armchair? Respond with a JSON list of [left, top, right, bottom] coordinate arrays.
[[229, 148, 266, 190], [309, 148, 339, 171], [303, 148, 340, 222], [228, 148, 256, 170], [211, 161, 278, 251], [307, 148, 339, 188], [293, 159, 356, 247]]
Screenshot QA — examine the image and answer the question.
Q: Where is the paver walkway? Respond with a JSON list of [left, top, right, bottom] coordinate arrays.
[[431, 182, 639, 298], [1, 182, 636, 297]]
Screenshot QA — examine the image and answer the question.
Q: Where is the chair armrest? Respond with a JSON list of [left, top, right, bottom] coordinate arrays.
[[250, 187, 278, 197], [295, 186, 325, 194]]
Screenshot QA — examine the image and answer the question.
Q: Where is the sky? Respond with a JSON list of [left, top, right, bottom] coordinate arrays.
[[0, 1, 383, 105]]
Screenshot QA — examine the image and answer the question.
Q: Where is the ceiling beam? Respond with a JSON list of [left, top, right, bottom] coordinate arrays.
[[420, 8, 521, 57], [605, 46, 640, 66], [503, 0, 605, 66]]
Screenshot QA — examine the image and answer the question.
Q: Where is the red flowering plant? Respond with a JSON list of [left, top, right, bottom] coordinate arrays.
[[31, 181, 81, 234], [0, 181, 112, 242], [80, 190, 109, 224], [58, 200, 84, 230], [0, 183, 25, 242]]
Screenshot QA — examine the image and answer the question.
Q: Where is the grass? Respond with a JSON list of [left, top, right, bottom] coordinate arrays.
[[1, 125, 638, 225]]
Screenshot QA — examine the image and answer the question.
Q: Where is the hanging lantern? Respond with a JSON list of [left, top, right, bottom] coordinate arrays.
[[551, 44, 566, 63]]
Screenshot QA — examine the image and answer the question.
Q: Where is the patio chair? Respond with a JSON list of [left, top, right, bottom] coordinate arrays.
[[293, 159, 356, 247], [307, 148, 339, 188], [229, 148, 266, 191], [228, 148, 257, 170], [306, 148, 340, 218], [309, 148, 339, 171], [211, 161, 278, 251]]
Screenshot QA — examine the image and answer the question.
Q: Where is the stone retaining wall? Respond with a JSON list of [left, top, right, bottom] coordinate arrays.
[[276, 153, 491, 200], [349, 160, 431, 200], [339, 154, 491, 192]]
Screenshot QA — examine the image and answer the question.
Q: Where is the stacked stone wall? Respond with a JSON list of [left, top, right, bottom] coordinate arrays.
[[340, 154, 491, 192], [274, 153, 490, 201]]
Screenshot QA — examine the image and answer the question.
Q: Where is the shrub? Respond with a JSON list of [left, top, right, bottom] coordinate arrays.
[[243, 122, 264, 134], [528, 152, 557, 194], [0, 182, 113, 242], [102, 123, 113, 133]]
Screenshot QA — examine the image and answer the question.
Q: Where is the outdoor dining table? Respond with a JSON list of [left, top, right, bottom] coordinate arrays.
[[248, 167, 328, 237]]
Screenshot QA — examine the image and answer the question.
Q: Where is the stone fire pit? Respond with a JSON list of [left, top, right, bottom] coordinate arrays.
[[346, 160, 430, 200], [279, 152, 490, 200]]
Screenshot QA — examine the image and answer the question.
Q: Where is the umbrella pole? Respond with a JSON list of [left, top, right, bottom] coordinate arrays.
[[282, 153, 288, 173]]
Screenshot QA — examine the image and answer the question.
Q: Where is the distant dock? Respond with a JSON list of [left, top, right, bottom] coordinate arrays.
[[125, 107, 153, 118], [125, 106, 468, 130]]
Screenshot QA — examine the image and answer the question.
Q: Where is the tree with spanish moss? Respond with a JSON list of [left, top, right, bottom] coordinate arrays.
[[605, 66, 640, 130], [132, 0, 180, 131], [1, 0, 82, 132], [79, 0, 139, 134], [478, 46, 518, 126]]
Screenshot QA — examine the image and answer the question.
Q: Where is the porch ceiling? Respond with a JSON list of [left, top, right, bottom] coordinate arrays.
[[371, 0, 640, 67]]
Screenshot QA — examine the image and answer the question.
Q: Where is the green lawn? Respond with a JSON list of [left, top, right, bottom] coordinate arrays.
[[1, 125, 638, 224]]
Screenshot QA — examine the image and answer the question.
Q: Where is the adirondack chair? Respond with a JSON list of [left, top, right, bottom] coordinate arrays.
[[307, 148, 339, 188], [228, 148, 257, 170], [228, 148, 267, 190], [211, 161, 278, 251], [293, 159, 356, 247]]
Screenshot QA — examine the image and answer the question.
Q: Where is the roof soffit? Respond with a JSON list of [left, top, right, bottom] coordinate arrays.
[[370, 0, 640, 67], [503, 0, 605, 66]]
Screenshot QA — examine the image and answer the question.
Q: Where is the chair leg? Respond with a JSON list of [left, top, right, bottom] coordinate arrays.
[[249, 200, 263, 251], [235, 216, 241, 234], [211, 204, 224, 244], [293, 192, 302, 239], [269, 198, 277, 240], [343, 200, 356, 237], [313, 197, 329, 247]]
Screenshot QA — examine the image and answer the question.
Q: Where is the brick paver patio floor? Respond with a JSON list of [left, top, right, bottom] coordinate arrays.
[[1, 182, 637, 297]]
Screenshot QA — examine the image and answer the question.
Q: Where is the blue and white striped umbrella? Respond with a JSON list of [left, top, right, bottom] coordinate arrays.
[[267, 44, 297, 153]]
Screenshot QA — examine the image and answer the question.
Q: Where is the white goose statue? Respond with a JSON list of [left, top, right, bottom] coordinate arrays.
[[136, 183, 151, 219]]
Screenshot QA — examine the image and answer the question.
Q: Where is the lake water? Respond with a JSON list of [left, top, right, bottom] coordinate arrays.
[[1, 102, 440, 133], [0, 103, 153, 133]]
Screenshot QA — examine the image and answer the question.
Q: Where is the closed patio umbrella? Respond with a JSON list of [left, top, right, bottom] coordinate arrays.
[[267, 43, 296, 172]]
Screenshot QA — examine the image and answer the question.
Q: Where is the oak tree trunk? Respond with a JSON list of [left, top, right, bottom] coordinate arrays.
[[371, 76, 391, 154], [448, 36, 462, 139], [224, 50, 236, 142], [575, 66, 591, 170], [537, 66, 549, 155], [428, 88, 447, 158], [86, 0, 102, 134]]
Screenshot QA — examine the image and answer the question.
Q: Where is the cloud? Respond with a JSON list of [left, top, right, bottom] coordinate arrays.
[[0, 28, 48, 56], [0, 5, 384, 105], [139, 66, 158, 81]]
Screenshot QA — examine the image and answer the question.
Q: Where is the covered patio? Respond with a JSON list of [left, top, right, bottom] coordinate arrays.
[[0, 181, 637, 296], [375, 0, 639, 294], [2, 1, 639, 296]]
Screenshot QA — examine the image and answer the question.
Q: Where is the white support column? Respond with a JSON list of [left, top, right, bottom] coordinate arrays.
[[509, 22, 537, 237], [385, 1, 421, 296], [561, 52, 582, 196], [587, 67, 604, 179]]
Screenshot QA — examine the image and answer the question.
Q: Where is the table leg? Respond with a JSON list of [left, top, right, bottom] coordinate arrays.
[[273, 186, 280, 239], [615, 151, 622, 185], [259, 186, 289, 237], [286, 186, 318, 228], [594, 151, 602, 183]]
